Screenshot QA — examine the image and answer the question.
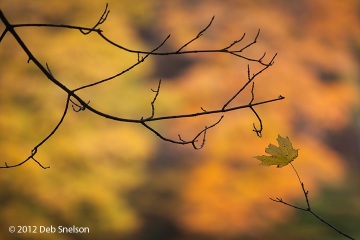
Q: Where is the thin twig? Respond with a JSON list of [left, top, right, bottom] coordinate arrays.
[[70, 98, 89, 112], [177, 15, 215, 53], [191, 115, 224, 149], [240, 29, 260, 52], [270, 163, 356, 240], [222, 53, 277, 111], [146, 79, 162, 120], [0, 27, 8, 42], [9, 16, 271, 66], [1, 95, 71, 169], [141, 115, 223, 149], [0, 5, 284, 168], [80, 3, 109, 35], [73, 35, 170, 92], [222, 33, 246, 50], [249, 82, 263, 137]]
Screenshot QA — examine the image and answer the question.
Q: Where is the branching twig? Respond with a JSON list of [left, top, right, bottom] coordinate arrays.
[[222, 33, 246, 50], [80, 3, 110, 35], [141, 115, 224, 149], [190, 115, 224, 150], [176, 15, 215, 53], [70, 98, 89, 112], [145, 79, 162, 120], [73, 35, 171, 92], [270, 163, 356, 240], [9, 16, 271, 66], [249, 82, 263, 137], [0, 4, 284, 168], [222, 53, 277, 111], [1, 95, 71, 169]]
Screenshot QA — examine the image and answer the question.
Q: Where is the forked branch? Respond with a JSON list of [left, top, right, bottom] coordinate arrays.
[[0, 4, 284, 168], [270, 163, 356, 240], [80, 3, 110, 35], [176, 15, 215, 53]]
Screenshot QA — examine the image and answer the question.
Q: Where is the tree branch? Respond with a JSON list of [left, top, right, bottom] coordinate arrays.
[[222, 53, 277, 110], [1, 94, 71, 169], [270, 163, 356, 240], [73, 35, 170, 92], [249, 82, 263, 137], [79, 3, 110, 35], [145, 79, 162, 120], [0, 4, 284, 168], [176, 15, 215, 53]]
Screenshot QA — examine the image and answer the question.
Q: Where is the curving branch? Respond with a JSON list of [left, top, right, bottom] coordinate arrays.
[[79, 3, 110, 35], [0, 4, 284, 168], [249, 82, 263, 137], [2, 95, 71, 169], [73, 34, 171, 92], [141, 115, 224, 150]]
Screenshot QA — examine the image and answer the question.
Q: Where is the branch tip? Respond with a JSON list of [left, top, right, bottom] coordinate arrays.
[[80, 3, 110, 35], [31, 157, 50, 169], [271, 163, 356, 240], [177, 15, 215, 52]]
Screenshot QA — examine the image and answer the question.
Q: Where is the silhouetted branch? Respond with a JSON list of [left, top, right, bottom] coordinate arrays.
[[73, 35, 171, 92], [222, 53, 277, 111], [270, 163, 356, 240], [249, 82, 263, 137], [222, 32, 246, 50], [145, 79, 162, 120], [176, 15, 215, 53], [8, 15, 270, 66], [80, 3, 109, 35], [1, 95, 71, 169], [141, 115, 224, 149], [190, 115, 224, 150], [0, 4, 284, 168], [70, 98, 89, 112]]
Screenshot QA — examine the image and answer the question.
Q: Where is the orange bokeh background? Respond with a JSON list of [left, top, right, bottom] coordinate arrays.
[[1, 1, 359, 239]]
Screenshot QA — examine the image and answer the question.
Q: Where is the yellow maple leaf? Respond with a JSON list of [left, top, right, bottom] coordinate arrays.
[[254, 135, 299, 168]]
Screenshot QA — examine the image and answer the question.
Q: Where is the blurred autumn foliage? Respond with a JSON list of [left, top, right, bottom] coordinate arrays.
[[1, 0, 359, 239]]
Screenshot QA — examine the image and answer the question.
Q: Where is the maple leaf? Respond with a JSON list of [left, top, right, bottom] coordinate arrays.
[[254, 135, 299, 168]]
